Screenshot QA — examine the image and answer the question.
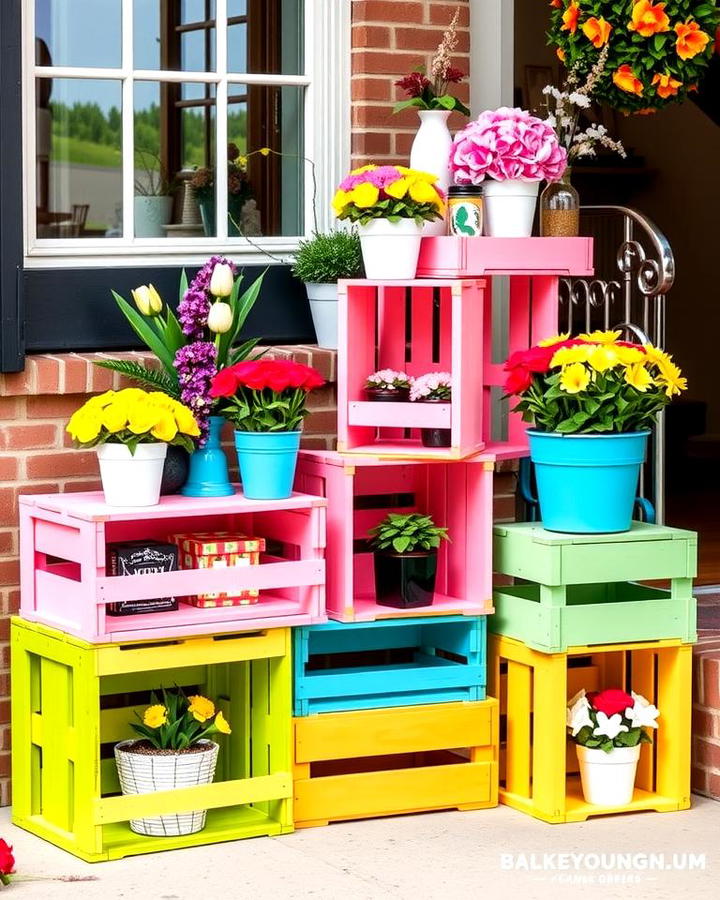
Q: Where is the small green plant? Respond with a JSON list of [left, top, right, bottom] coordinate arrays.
[[291, 230, 364, 284], [368, 513, 449, 554], [131, 687, 231, 751]]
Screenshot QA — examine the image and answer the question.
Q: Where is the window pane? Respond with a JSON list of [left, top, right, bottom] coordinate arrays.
[[228, 0, 303, 75], [36, 0, 121, 68], [227, 85, 304, 237], [133, 1, 216, 72], [37, 78, 122, 239]]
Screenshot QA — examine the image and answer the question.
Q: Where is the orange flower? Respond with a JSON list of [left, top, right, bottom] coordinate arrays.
[[582, 17, 612, 48], [550, 0, 562, 7], [557, 47, 566, 62], [651, 72, 682, 99], [635, 108, 657, 115], [613, 64, 644, 96], [675, 21, 711, 60], [628, 1, 670, 38], [687, 83, 699, 92], [561, 1, 580, 34]]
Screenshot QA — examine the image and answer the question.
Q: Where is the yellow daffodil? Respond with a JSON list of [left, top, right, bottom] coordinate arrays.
[[143, 704, 168, 728], [350, 183, 380, 208], [614, 345, 645, 365], [332, 189, 350, 214], [188, 695, 215, 723], [578, 330, 621, 344], [624, 362, 653, 392], [408, 179, 438, 205], [588, 345, 621, 372], [559, 362, 591, 394], [66, 410, 102, 443], [551, 345, 591, 367], [385, 178, 410, 199], [214, 711, 232, 735], [655, 361, 687, 397], [151, 411, 179, 442], [101, 404, 128, 434], [538, 332, 570, 347]]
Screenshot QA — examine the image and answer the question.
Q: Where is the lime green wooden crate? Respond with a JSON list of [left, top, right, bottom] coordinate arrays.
[[11, 618, 293, 862], [491, 523, 697, 653]]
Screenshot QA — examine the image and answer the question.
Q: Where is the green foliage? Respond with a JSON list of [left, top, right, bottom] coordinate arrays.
[[93, 359, 181, 399], [130, 688, 230, 752], [223, 386, 311, 432], [368, 513, 450, 555], [337, 198, 441, 227], [573, 719, 653, 753], [291, 230, 364, 284], [393, 94, 471, 116]]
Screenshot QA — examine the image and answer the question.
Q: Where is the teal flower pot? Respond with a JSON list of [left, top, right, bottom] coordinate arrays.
[[182, 416, 235, 498], [528, 430, 650, 534], [234, 430, 302, 500]]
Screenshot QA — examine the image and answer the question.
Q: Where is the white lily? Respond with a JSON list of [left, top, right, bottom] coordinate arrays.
[[625, 692, 660, 730], [593, 711, 629, 741], [210, 263, 235, 298], [566, 690, 593, 737]]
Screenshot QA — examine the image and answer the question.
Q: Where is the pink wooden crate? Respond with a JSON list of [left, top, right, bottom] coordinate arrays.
[[416, 237, 594, 278], [19, 490, 327, 643], [294, 449, 495, 623], [337, 278, 558, 458]]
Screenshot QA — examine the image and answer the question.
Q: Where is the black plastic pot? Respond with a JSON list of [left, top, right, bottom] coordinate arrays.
[[373, 549, 438, 608], [365, 386, 410, 402], [160, 445, 190, 495], [421, 427, 452, 448]]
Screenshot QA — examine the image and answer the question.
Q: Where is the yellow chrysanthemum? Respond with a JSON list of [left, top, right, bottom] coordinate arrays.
[[332, 189, 350, 214], [215, 711, 232, 735], [143, 704, 168, 728], [385, 177, 410, 199], [188, 695, 216, 724], [101, 404, 128, 434], [538, 332, 570, 347], [406, 168, 438, 183], [349, 183, 380, 208], [578, 330, 622, 344], [559, 362, 591, 394], [588, 345, 621, 373], [551, 345, 592, 367], [151, 411, 179, 442], [408, 179, 438, 205], [642, 343, 673, 368], [655, 361, 687, 397], [624, 362, 653, 392], [614, 345, 645, 365], [67, 410, 103, 444]]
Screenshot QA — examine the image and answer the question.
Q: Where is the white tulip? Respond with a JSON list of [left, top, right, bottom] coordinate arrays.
[[593, 712, 629, 741], [210, 263, 234, 298], [207, 301, 233, 334]]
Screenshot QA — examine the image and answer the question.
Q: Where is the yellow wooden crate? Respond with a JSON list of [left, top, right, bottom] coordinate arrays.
[[488, 634, 693, 824], [293, 699, 498, 828]]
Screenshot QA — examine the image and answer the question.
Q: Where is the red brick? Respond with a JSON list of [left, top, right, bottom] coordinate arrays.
[[26, 451, 99, 480], [394, 131, 416, 157], [352, 131, 392, 156], [395, 26, 470, 53], [494, 496, 517, 520], [0, 398, 21, 420], [0, 531, 15, 556], [352, 50, 424, 76], [709, 772, 720, 800], [26, 394, 88, 420], [0, 459, 18, 482], [695, 738, 720, 769], [5, 589, 20, 615], [0, 369, 35, 398], [0, 423, 58, 451], [308, 385, 337, 409], [0, 728, 10, 752], [693, 707, 718, 740], [34, 357, 61, 394], [428, 2, 470, 28], [352, 77, 393, 102], [88, 359, 115, 392], [0, 754, 9, 779], [303, 409, 337, 435], [62, 356, 90, 394], [692, 765, 707, 794], [352, 104, 395, 129], [0, 560, 19, 587], [0, 644, 9, 670], [352, 24, 392, 48], [704, 657, 720, 708], [62, 479, 102, 493], [300, 436, 332, 451], [353, 1, 425, 23]]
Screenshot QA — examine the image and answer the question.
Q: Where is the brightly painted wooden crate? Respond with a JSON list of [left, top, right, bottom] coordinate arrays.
[[336, 277, 558, 460], [488, 634, 692, 824], [19, 490, 326, 643], [11, 617, 293, 861], [293, 699, 498, 828], [293, 615, 486, 715], [294, 449, 494, 621], [492, 522, 697, 652]]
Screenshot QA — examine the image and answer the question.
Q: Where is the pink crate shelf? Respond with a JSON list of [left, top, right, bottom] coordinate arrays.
[[416, 236, 594, 278], [294, 449, 495, 623], [337, 278, 558, 458], [19, 490, 327, 643]]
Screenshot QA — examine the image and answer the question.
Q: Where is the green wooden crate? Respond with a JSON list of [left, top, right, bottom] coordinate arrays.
[[491, 523, 697, 653], [11, 618, 293, 862]]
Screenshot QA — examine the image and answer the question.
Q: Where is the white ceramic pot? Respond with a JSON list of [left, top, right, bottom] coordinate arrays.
[[96, 443, 167, 507], [358, 218, 423, 280], [576, 743, 641, 806], [114, 740, 219, 836], [134, 196, 173, 238], [410, 110, 452, 237], [482, 179, 540, 238], [305, 283, 338, 350]]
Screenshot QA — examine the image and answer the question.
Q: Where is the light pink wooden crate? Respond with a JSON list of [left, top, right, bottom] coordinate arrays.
[[294, 449, 495, 623], [337, 277, 559, 459], [19, 490, 327, 643]]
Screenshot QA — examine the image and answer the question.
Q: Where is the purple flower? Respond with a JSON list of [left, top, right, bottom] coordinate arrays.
[[174, 341, 218, 443], [177, 255, 238, 340]]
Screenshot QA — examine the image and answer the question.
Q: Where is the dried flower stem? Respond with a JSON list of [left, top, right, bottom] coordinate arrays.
[[430, 8, 460, 96]]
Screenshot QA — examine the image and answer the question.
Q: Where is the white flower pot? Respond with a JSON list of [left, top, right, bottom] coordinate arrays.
[[358, 218, 423, 280], [482, 179, 540, 238], [576, 743, 641, 806], [410, 110, 452, 237], [96, 443, 167, 507], [134, 196, 173, 238], [306, 283, 338, 350], [114, 740, 219, 836]]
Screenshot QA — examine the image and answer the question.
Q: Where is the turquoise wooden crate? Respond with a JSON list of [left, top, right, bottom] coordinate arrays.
[[491, 523, 697, 653], [293, 615, 487, 715]]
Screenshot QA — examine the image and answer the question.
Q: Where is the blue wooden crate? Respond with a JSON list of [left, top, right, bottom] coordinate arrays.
[[293, 615, 487, 716]]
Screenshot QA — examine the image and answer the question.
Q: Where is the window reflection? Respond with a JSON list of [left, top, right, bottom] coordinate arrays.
[[35, 0, 122, 68]]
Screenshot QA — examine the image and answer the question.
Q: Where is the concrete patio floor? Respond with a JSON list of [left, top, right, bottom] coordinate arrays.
[[1, 798, 717, 900]]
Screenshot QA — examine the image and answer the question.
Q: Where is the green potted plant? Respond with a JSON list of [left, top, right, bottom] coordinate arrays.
[[190, 143, 252, 237], [134, 149, 175, 238], [291, 230, 363, 349], [114, 688, 231, 837], [365, 369, 413, 402], [368, 512, 449, 609]]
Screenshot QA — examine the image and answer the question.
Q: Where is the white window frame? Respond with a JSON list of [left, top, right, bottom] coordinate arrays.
[[22, 0, 351, 268]]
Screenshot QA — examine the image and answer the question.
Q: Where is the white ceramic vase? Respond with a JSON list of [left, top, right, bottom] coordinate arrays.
[[305, 283, 338, 350], [114, 740, 219, 836], [358, 219, 423, 280], [482, 179, 540, 238], [96, 443, 167, 507], [576, 743, 641, 806], [134, 196, 173, 238], [410, 109, 452, 237]]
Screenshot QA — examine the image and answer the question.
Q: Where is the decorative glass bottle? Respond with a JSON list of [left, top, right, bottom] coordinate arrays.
[[540, 169, 580, 237]]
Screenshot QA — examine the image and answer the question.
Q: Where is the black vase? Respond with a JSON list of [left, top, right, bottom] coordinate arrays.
[[421, 427, 452, 448], [373, 549, 438, 608], [365, 387, 410, 402], [160, 445, 190, 495]]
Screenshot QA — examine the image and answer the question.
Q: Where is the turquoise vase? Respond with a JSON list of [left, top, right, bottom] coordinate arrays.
[[182, 416, 235, 498], [234, 430, 302, 500]]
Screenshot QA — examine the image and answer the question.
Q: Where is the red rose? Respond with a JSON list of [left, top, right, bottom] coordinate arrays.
[[504, 367, 534, 395], [587, 689, 634, 717], [503, 346, 554, 374], [210, 366, 239, 398], [0, 839, 15, 876]]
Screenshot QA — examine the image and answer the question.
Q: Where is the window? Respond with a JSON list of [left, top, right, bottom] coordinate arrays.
[[25, 0, 349, 263]]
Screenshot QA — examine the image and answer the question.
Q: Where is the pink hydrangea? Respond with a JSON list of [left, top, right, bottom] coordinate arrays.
[[410, 372, 452, 402], [339, 165, 405, 192], [450, 107, 567, 184]]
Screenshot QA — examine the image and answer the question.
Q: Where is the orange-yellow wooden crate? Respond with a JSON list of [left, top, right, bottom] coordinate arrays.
[[488, 634, 693, 824]]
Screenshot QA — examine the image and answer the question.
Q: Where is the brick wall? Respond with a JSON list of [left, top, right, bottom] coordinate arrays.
[[351, 0, 470, 165], [692, 635, 720, 801]]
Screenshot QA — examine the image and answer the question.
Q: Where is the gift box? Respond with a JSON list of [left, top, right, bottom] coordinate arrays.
[[170, 532, 266, 607], [106, 541, 179, 616]]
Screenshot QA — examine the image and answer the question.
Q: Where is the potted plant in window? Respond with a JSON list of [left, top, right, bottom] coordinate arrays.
[[210, 358, 325, 500], [66, 388, 200, 507], [504, 330, 687, 533], [365, 369, 413, 402], [114, 688, 231, 837], [291, 230, 363, 349], [191, 143, 252, 237], [333, 165, 445, 280], [567, 688, 659, 806], [134, 149, 175, 238], [410, 371, 452, 447], [368, 512, 449, 609]]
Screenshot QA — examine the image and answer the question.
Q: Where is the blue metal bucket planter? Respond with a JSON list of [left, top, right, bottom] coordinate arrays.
[[234, 430, 302, 500], [528, 430, 650, 534]]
